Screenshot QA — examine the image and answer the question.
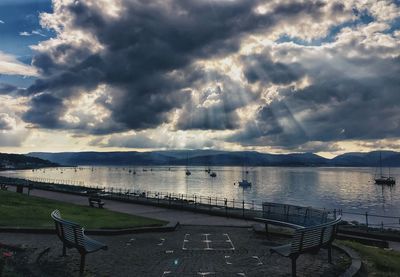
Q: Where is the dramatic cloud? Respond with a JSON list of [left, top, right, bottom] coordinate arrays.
[[0, 51, 38, 76], [23, 0, 339, 135], [2, 0, 399, 153], [0, 83, 18, 95], [0, 113, 14, 130], [0, 96, 30, 148], [19, 30, 47, 37], [230, 19, 400, 151]]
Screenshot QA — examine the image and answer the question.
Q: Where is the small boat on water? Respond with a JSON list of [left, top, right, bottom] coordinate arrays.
[[185, 152, 191, 176], [374, 152, 396, 185], [237, 153, 251, 187], [238, 179, 251, 187], [210, 172, 217, 177], [375, 176, 395, 185]]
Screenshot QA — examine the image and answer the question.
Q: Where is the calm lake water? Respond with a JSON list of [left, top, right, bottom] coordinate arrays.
[[2, 166, 400, 223]]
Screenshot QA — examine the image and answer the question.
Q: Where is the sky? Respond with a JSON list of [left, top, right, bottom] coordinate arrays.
[[0, 0, 399, 158]]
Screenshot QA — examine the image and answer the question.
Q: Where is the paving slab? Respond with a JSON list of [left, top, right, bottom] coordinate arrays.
[[0, 226, 349, 277]]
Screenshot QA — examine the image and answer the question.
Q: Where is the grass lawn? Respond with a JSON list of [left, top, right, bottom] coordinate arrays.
[[0, 190, 166, 229], [339, 240, 400, 277]]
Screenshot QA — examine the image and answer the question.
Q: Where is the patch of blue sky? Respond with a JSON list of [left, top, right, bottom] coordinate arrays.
[[276, 10, 375, 46], [0, 74, 36, 88], [0, 0, 53, 58], [384, 17, 400, 34]]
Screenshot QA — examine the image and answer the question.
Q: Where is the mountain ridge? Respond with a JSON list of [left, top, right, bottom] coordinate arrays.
[[26, 150, 400, 167]]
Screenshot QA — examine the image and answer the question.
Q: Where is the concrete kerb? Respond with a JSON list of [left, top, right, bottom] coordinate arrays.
[[0, 221, 179, 235], [334, 243, 362, 277]]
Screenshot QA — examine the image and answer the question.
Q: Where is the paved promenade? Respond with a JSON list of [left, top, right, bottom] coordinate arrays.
[[0, 188, 353, 276], [11, 187, 259, 226], [0, 226, 348, 276]]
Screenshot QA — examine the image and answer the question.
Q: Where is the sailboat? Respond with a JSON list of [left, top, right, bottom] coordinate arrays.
[[185, 153, 191, 176], [375, 152, 395, 185], [238, 153, 251, 187]]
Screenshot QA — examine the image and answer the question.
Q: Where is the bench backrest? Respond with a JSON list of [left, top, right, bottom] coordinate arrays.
[[290, 216, 341, 254], [51, 210, 85, 249]]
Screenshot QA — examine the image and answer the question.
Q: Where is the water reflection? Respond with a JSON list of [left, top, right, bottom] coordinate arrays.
[[1, 166, 399, 218]]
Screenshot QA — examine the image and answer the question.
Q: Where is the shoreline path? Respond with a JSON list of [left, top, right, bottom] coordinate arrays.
[[0, 187, 352, 276], [9, 187, 259, 226]]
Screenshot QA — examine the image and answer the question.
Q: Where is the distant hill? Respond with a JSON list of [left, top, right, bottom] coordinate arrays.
[[26, 150, 400, 167], [0, 153, 58, 170], [330, 151, 399, 167]]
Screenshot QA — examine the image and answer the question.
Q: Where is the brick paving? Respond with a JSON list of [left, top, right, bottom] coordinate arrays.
[[0, 226, 349, 277]]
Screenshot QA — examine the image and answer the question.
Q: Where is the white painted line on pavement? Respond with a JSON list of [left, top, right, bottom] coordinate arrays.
[[182, 233, 190, 250], [198, 272, 215, 276], [252, 256, 263, 265], [158, 238, 165, 246], [224, 233, 235, 250]]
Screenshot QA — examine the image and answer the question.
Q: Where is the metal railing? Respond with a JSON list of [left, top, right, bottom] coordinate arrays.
[[1, 175, 400, 231]]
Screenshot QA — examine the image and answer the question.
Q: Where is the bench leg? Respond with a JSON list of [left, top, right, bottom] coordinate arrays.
[[62, 244, 67, 256], [291, 256, 298, 277], [265, 223, 269, 237], [80, 253, 86, 274], [328, 246, 332, 263]]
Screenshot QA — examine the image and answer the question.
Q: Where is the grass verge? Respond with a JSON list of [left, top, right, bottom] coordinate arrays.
[[339, 240, 400, 277], [0, 190, 166, 229]]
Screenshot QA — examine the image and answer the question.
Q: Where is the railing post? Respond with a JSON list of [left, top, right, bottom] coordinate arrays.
[[381, 221, 384, 232], [209, 197, 211, 210], [233, 199, 235, 209], [333, 209, 336, 219], [365, 212, 369, 231], [225, 198, 228, 217], [242, 200, 245, 218]]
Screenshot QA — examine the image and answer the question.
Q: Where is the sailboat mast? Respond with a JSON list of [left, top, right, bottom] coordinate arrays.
[[380, 151, 382, 177]]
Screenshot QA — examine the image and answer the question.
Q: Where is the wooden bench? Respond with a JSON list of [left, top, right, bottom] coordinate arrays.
[[88, 197, 105, 208], [270, 216, 341, 277], [51, 210, 108, 274]]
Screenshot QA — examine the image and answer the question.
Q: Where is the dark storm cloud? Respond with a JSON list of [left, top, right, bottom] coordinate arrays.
[[242, 54, 305, 85], [231, 54, 400, 151], [0, 82, 35, 97], [0, 83, 18, 94], [23, 0, 328, 134], [22, 93, 66, 129]]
